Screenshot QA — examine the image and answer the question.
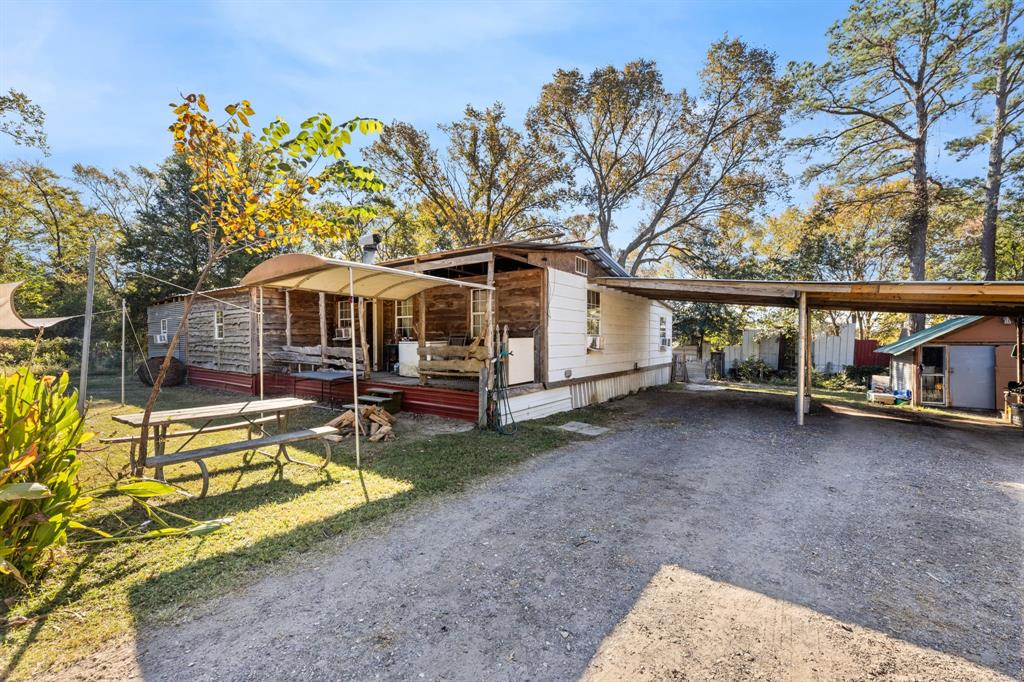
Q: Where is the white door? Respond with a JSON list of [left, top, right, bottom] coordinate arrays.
[[949, 346, 996, 410]]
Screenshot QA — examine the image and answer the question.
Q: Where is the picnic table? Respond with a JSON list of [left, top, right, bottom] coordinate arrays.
[[109, 397, 335, 497]]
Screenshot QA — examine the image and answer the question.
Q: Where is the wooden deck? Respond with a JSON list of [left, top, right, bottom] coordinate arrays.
[[186, 366, 480, 422]]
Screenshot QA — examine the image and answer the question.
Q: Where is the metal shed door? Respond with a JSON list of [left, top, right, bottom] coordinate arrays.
[[949, 346, 996, 410]]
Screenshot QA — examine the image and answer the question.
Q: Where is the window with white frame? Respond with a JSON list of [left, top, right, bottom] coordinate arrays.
[[213, 309, 225, 340], [160, 318, 168, 334], [575, 255, 589, 276], [396, 298, 413, 339], [586, 290, 601, 337], [470, 289, 488, 338], [336, 300, 353, 339], [659, 316, 669, 348]]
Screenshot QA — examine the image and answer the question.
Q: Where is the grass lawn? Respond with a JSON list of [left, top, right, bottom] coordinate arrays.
[[1, 373, 614, 679]]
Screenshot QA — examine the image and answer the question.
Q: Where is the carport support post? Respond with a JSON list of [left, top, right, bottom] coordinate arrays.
[[796, 291, 808, 425]]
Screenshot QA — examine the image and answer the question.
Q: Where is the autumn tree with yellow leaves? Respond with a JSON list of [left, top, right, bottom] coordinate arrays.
[[135, 94, 383, 473]]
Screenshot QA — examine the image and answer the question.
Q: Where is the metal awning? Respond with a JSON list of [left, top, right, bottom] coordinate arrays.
[[593, 278, 1024, 316], [240, 253, 493, 298], [0, 281, 75, 330]]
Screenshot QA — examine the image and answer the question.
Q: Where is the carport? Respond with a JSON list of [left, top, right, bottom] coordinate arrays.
[[593, 278, 1024, 424]]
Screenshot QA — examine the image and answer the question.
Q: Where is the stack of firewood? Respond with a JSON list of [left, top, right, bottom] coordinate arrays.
[[325, 405, 396, 442]]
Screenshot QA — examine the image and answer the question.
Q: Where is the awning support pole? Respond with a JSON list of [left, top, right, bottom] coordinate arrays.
[[258, 287, 265, 401], [350, 267, 360, 470], [796, 291, 808, 426]]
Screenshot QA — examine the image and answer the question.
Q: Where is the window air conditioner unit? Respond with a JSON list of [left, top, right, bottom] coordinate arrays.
[[587, 335, 604, 351], [155, 333, 168, 344], [335, 328, 352, 340]]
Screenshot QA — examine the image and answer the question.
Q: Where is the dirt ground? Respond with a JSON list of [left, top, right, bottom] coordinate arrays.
[[54, 387, 1023, 681]]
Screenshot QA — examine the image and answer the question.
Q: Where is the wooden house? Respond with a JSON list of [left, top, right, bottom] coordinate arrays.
[[146, 242, 674, 422]]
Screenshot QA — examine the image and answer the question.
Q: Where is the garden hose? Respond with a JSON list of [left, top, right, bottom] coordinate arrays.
[[489, 342, 517, 435]]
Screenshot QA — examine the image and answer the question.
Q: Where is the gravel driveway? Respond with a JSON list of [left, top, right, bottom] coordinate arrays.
[[59, 387, 1023, 680]]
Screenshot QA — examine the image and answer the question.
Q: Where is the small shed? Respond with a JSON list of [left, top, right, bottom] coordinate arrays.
[[877, 316, 1020, 411]]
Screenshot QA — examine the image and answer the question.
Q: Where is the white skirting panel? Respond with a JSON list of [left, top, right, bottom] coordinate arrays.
[[500, 366, 671, 423]]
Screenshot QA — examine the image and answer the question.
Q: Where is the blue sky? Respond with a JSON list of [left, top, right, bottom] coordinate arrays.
[[1, 0, 981, 244]]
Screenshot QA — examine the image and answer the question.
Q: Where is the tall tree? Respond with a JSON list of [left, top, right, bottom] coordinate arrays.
[[133, 94, 383, 472], [367, 104, 568, 246], [948, 0, 1023, 280], [528, 60, 685, 256], [530, 40, 791, 274], [0, 89, 47, 152], [790, 0, 987, 331]]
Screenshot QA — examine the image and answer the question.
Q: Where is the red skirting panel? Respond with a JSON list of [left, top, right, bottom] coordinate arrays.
[[186, 367, 478, 421]]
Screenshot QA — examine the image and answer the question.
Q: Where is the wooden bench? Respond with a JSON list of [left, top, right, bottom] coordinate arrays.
[[101, 416, 278, 466], [146, 426, 339, 498], [270, 345, 365, 373], [416, 341, 488, 385]]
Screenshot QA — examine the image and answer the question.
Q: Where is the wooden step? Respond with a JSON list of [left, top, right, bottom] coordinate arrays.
[[366, 387, 403, 397]]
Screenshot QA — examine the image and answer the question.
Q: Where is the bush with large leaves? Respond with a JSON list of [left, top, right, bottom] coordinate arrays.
[[0, 369, 229, 587]]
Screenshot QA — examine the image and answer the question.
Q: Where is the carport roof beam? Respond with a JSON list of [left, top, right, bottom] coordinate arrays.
[[592, 278, 1024, 316]]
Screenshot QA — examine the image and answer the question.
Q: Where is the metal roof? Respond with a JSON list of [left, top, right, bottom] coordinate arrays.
[[592, 278, 1024, 316], [239, 253, 492, 299], [380, 241, 630, 277], [875, 316, 984, 356]]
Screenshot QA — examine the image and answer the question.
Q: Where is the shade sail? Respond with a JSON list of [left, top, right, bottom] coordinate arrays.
[[592, 278, 1024, 316], [240, 253, 493, 299], [0, 282, 75, 330]]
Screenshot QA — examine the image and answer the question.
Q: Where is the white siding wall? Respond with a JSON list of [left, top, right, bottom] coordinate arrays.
[[147, 300, 186, 361], [501, 366, 671, 423], [546, 269, 673, 383], [890, 352, 915, 393]]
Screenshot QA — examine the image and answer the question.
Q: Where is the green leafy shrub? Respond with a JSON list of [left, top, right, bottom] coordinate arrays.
[[0, 371, 91, 585], [812, 369, 862, 391], [0, 337, 79, 375], [842, 365, 888, 387], [735, 357, 774, 383], [1, 369, 231, 587]]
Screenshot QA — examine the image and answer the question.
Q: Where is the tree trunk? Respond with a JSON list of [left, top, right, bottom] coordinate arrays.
[[906, 112, 930, 334], [981, 8, 1012, 282], [133, 261, 216, 476]]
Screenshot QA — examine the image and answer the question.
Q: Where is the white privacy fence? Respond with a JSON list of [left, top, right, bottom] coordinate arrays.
[[811, 324, 855, 373], [722, 330, 780, 372], [721, 324, 856, 375]]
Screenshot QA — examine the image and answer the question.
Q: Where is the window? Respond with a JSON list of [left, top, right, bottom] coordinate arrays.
[[660, 316, 669, 348], [396, 298, 413, 339], [159, 318, 168, 334], [586, 290, 601, 337], [470, 289, 488, 338], [336, 300, 353, 339], [575, 255, 589, 276], [213, 310, 225, 340]]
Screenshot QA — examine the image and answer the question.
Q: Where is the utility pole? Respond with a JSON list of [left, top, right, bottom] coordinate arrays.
[[78, 241, 97, 415]]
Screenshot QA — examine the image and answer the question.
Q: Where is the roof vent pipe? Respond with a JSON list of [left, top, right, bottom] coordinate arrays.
[[358, 233, 381, 264]]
